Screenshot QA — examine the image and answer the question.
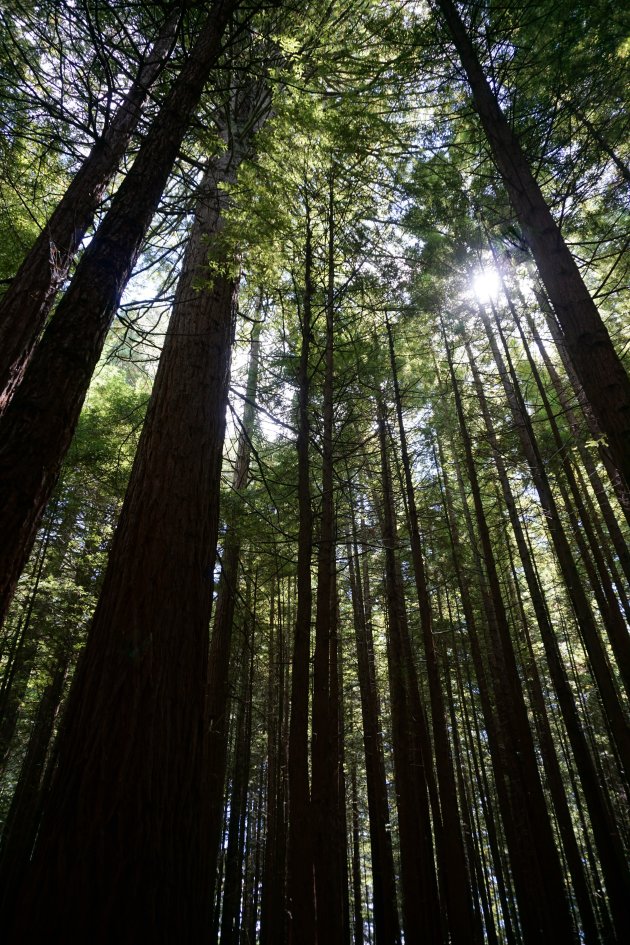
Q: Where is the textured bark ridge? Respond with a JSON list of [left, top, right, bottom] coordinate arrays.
[[0, 7, 181, 411], [0, 0, 239, 631]]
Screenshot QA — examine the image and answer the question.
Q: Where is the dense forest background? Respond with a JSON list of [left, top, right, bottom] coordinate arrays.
[[0, 0, 629, 942]]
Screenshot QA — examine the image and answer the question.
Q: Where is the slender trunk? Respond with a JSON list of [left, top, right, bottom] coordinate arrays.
[[532, 281, 630, 523], [496, 292, 630, 692], [477, 303, 630, 785], [0, 644, 69, 913], [287, 202, 316, 945], [435, 441, 521, 945], [208, 306, 264, 907], [220, 621, 254, 945], [0, 7, 181, 410], [312, 179, 345, 945], [377, 399, 441, 945], [350, 761, 364, 945], [6, 64, 241, 939], [347, 502, 401, 945], [465, 340, 630, 941], [444, 333, 577, 943], [385, 316, 477, 944], [260, 576, 287, 945], [0, 0, 240, 629], [434, 0, 630, 482]]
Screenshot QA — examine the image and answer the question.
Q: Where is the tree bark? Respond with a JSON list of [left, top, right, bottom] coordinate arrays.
[[311, 177, 346, 945], [0, 6, 181, 411], [385, 316, 477, 944], [286, 200, 316, 945], [347, 505, 401, 945], [444, 331, 577, 944], [0, 0, 240, 631], [6, 50, 241, 935], [377, 398, 441, 945]]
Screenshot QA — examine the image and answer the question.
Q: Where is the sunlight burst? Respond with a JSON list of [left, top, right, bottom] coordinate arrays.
[[472, 267, 501, 304]]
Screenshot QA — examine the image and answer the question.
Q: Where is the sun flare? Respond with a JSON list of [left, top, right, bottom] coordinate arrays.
[[472, 267, 501, 304]]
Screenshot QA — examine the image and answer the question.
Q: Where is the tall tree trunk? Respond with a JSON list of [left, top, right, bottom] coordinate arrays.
[[464, 339, 630, 942], [6, 62, 243, 940], [208, 305, 264, 908], [377, 398, 441, 945], [347, 501, 401, 945], [220, 617, 254, 945], [286, 201, 316, 945], [0, 642, 69, 913], [385, 316, 477, 944], [435, 443, 521, 945], [350, 760, 364, 945], [443, 331, 577, 944], [312, 177, 345, 945], [260, 575, 287, 945], [476, 303, 630, 786], [0, 0, 240, 630], [434, 0, 630, 483], [0, 6, 181, 410]]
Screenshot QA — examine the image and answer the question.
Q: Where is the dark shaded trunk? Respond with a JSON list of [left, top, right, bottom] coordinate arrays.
[[347, 502, 401, 945], [377, 399, 441, 945], [0, 644, 69, 912], [312, 180, 346, 945], [385, 316, 477, 944], [477, 304, 630, 786], [260, 576, 288, 945], [434, 0, 630, 482], [6, 59, 241, 936], [465, 338, 630, 941], [0, 7, 181, 410], [208, 306, 263, 908], [444, 333, 577, 944], [220, 619, 254, 945], [350, 761, 364, 945], [0, 0, 240, 630], [286, 202, 316, 945]]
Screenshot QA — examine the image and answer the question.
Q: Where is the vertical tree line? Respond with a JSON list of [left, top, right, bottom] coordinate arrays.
[[0, 0, 628, 942]]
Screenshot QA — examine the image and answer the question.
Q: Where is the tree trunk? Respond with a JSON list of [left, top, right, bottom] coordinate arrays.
[[0, 0, 240, 630], [208, 305, 264, 908], [312, 177, 346, 945], [385, 316, 477, 944], [476, 303, 630, 786], [347, 503, 401, 945], [286, 200, 316, 945], [465, 338, 630, 942], [220, 620, 254, 945], [0, 7, 181, 411], [377, 398, 441, 945], [444, 331, 577, 944], [0, 643, 69, 913], [6, 54, 241, 937]]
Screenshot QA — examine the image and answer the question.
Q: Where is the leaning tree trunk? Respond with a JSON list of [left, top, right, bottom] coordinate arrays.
[[0, 6, 181, 411], [477, 303, 630, 787], [464, 341, 617, 943], [0, 0, 240, 631], [5, 57, 243, 940], [434, 0, 630, 484]]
